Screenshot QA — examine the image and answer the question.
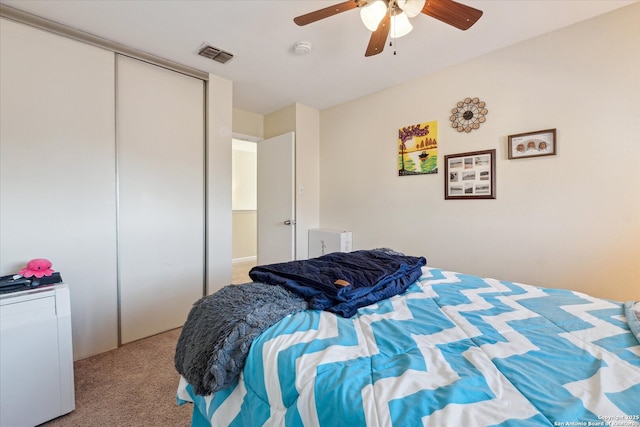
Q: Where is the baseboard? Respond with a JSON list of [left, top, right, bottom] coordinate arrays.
[[232, 256, 257, 264]]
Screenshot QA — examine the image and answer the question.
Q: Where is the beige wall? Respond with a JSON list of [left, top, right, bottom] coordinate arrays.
[[233, 107, 264, 139], [264, 104, 296, 138], [231, 110, 262, 261], [232, 211, 257, 260], [319, 4, 640, 302], [293, 104, 321, 260]]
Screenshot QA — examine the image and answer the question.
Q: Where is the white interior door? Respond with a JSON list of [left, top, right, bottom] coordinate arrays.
[[116, 55, 204, 344], [257, 132, 295, 265]]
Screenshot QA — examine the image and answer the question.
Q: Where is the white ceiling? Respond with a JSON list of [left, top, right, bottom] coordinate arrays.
[[1, 0, 636, 115]]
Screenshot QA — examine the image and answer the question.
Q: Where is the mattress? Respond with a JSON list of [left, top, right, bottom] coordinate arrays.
[[176, 267, 640, 427]]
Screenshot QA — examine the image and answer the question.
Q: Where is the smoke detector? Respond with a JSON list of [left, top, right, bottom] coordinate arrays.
[[293, 41, 312, 55], [198, 44, 234, 64]]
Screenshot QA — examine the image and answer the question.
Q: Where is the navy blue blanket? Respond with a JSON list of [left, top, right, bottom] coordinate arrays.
[[249, 249, 426, 317]]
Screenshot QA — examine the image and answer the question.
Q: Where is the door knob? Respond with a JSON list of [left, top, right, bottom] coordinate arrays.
[[283, 220, 296, 225]]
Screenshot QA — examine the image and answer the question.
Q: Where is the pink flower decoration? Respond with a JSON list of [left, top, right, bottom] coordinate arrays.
[[19, 258, 54, 278]]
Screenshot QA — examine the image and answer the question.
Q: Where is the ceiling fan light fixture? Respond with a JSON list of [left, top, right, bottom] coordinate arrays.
[[293, 0, 483, 57], [398, 0, 426, 17], [390, 11, 413, 38], [360, 0, 387, 31]]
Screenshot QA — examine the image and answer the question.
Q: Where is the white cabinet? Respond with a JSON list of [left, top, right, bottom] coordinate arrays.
[[0, 285, 75, 427], [308, 229, 353, 258]]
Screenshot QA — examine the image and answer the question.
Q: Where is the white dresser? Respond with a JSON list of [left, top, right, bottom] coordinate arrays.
[[0, 284, 75, 426]]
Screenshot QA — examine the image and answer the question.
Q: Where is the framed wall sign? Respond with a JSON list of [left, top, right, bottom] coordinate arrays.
[[444, 149, 496, 200], [508, 128, 556, 159]]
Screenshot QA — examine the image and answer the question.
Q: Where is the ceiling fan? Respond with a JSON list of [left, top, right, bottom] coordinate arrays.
[[293, 0, 483, 57]]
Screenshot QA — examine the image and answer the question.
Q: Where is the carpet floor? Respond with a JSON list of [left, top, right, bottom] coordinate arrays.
[[41, 328, 192, 427], [40, 259, 256, 427]]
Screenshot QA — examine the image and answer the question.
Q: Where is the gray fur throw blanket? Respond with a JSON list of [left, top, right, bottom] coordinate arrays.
[[625, 301, 640, 344], [174, 283, 308, 396]]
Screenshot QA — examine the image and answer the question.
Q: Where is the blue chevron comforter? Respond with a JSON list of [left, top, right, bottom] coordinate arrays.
[[177, 267, 640, 427]]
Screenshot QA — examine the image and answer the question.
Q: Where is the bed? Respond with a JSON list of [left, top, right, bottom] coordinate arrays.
[[175, 250, 640, 427]]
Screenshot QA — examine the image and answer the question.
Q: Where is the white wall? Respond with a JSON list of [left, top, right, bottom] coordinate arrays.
[[232, 139, 257, 211], [319, 3, 640, 302], [206, 74, 233, 295]]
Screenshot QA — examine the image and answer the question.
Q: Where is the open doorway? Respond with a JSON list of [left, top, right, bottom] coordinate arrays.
[[232, 137, 257, 283]]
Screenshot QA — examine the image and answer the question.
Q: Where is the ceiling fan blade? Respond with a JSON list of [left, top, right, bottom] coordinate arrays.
[[294, 0, 360, 26], [365, 12, 391, 57], [421, 0, 483, 30]]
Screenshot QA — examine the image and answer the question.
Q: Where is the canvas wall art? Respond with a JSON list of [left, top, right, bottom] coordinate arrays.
[[398, 120, 438, 176]]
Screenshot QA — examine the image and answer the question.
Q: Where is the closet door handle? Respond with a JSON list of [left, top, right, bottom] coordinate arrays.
[[283, 220, 296, 226]]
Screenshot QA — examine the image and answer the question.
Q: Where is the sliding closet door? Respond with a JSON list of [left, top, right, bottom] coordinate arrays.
[[0, 19, 118, 359], [116, 56, 204, 344]]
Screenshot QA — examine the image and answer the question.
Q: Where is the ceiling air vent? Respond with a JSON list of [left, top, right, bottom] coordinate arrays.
[[198, 44, 234, 64]]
